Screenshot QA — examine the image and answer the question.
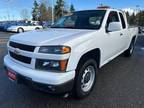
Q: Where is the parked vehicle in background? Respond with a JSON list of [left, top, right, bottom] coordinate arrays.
[[0, 22, 17, 31], [7, 22, 43, 33], [42, 21, 52, 28], [0, 25, 4, 31], [4, 8, 138, 99], [0, 21, 30, 32], [3, 22, 18, 31]]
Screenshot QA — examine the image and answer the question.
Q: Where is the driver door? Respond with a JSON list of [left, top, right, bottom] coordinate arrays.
[[104, 11, 123, 60]]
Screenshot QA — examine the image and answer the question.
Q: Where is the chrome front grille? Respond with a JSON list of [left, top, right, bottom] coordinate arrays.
[[9, 41, 35, 52], [9, 51, 31, 64], [8, 41, 36, 65]]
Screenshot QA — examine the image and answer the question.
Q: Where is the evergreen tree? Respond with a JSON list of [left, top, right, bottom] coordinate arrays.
[[39, 2, 48, 21], [54, 0, 64, 19], [136, 11, 144, 26], [47, 6, 52, 20], [32, 0, 39, 21], [70, 4, 75, 13], [129, 13, 136, 26], [126, 11, 130, 22]]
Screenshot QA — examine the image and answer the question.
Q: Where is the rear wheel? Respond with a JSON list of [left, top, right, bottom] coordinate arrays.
[[17, 28, 24, 33], [124, 40, 135, 57], [74, 59, 97, 99]]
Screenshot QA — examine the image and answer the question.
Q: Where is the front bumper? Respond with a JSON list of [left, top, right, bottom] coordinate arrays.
[[4, 55, 75, 93]]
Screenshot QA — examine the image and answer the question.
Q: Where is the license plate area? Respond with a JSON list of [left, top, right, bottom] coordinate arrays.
[[6, 67, 32, 84], [7, 69, 17, 81]]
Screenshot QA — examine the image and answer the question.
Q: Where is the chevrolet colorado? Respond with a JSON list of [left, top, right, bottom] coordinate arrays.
[[4, 9, 138, 98]]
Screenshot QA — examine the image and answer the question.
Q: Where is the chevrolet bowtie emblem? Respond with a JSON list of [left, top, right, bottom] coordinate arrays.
[[14, 48, 20, 55]]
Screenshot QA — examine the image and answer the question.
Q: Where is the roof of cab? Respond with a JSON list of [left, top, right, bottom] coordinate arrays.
[[74, 9, 124, 13], [97, 8, 125, 13]]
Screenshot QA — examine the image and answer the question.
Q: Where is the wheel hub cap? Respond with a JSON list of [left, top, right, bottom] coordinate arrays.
[[84, 72, 91, 83], [81, 65, 96, 92]]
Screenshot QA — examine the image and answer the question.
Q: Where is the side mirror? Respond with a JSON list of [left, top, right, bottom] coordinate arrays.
[[107, 22, 122, 32]]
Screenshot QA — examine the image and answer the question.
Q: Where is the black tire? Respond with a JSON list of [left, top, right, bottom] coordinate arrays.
[[124, 39, 135, 57], [17, 28, 24, 33], [74, 59, 97, 99]]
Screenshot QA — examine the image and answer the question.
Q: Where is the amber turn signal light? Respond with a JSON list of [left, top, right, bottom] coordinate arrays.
[[60, 60, 68, 71], [62, 46, 71, 54]]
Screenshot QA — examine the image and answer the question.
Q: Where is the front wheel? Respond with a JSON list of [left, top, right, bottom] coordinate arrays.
[[124, 40, 135, 57], [74, 59, 97, 99]]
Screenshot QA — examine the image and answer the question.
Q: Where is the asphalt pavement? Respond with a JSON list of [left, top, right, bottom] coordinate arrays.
[[0, 31, 144, 108]]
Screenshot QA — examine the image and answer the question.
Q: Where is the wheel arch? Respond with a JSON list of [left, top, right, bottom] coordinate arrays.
[[76, 48, 101, 70], [35, 27, 40, 30], [17, 27, 24, 32]]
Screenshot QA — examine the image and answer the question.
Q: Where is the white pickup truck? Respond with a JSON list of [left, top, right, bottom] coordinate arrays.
[[4, 9, 138, 98]]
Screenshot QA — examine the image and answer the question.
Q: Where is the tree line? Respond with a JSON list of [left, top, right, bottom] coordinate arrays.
[[32, 0, 75, 22], [126, 11, 144, 26], [23, 1, 144, 27]]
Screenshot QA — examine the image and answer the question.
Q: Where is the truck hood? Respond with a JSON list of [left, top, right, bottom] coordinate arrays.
[[10, 28, 96, 46]]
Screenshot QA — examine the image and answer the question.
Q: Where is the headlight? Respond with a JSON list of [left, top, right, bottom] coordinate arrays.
[[35, 59, 68, 72], [39, 46, 71, 54]]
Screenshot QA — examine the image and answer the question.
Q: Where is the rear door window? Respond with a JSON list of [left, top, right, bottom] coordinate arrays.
[[119, 12, 126, 29]]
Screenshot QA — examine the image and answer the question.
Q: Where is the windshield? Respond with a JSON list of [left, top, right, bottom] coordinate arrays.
[[52, 10, 106, 30]]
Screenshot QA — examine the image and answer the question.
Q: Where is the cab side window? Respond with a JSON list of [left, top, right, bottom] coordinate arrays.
[[106, 11, 119, 29], [119, 13, 126, 29]]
